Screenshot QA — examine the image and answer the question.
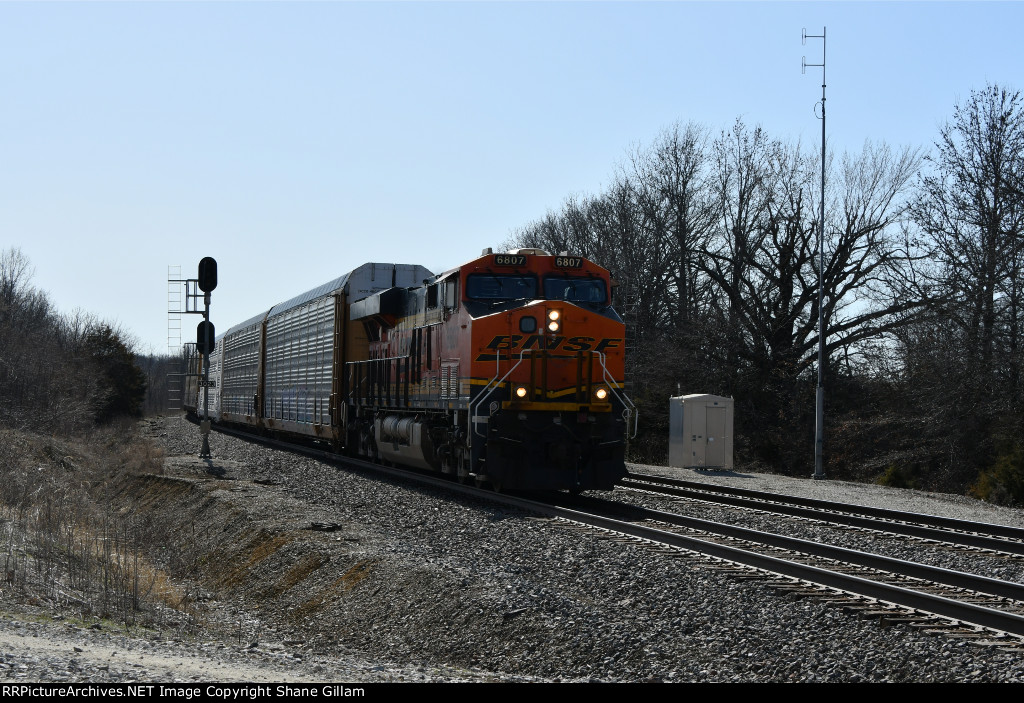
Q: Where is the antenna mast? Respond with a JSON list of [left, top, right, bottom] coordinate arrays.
[[802, 26, 827, 480]]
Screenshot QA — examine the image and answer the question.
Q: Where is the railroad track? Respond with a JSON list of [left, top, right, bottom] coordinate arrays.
[[548, 492, 1024, 646], [199, 419, 1024, 647], [620, 471, 1024, 556]]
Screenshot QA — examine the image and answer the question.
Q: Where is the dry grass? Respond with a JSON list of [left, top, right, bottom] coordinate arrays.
[[266, 553, 330, 598], [215, 532, 294, 590], [0, 425, 200, 630], [290, 558, 378, 621], [340, 559, 378, 590]]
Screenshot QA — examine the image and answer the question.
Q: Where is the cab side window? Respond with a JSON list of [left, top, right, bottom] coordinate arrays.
[[443, 279, 459, 311]]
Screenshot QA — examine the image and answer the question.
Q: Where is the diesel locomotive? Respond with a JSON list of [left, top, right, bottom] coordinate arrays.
[[185, 249, 634, 492]]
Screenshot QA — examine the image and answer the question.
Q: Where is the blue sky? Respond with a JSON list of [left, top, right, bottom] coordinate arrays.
[[1, 1, 1022, 354]]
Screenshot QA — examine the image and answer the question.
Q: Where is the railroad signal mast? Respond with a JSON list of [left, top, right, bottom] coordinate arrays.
[[196, 257, 217, 458]]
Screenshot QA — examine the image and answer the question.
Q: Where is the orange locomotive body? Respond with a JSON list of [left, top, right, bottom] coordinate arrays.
[[346, 249, 633, 491]]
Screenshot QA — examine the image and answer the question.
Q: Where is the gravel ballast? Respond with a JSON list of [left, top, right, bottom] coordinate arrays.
[[3, 415, 1024, 683]]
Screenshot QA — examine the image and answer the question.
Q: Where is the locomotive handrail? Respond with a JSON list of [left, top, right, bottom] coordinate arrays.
[[345, 355, 412, 407], [468, 348, 530, 443], [468, 349, 637, 443], [593, 350, 639, 439]]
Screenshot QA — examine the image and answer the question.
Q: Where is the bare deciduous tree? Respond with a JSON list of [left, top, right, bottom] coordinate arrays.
[[0, 248, 150, 432], [911, 84, 1024, 378]]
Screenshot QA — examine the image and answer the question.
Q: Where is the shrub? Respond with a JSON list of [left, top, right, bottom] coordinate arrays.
[[971, 444, 1024, 506], [877, 463, 919, 489]]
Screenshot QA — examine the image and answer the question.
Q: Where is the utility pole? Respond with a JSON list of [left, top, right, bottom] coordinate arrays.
[[803, 27, 827, 480]]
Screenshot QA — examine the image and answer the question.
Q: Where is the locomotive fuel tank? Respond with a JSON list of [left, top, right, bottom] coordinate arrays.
[[374, 415, 443, 471]]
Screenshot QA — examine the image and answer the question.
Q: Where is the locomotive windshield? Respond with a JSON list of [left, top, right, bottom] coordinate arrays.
[[466, 274, 538, 300], [543, 276, 607, 304]]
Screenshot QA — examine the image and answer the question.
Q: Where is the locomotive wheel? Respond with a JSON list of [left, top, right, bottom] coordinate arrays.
[[473, 473, 502, 493]]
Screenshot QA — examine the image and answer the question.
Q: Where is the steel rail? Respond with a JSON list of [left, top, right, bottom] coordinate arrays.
[[622, 472, 1024, 551], [560, 495, 1024, 602], [527, 495, 1024, 637]]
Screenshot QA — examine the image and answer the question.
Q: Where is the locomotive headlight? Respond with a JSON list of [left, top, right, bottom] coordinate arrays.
[[594, 386, 609, 401], [547, 309, 561, 333], [515, 386, 528, 399]]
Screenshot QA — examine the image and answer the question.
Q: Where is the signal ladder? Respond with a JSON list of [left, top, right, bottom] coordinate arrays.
[[167, 266, 204, 411]]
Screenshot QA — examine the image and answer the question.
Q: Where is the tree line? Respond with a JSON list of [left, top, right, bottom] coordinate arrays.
[[0, 247, 148, 431], [504, 84, 1024, 501]]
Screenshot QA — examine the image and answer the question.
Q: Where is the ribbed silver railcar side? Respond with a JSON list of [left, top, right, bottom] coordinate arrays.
[[263, 296, 334, 427], [182, 339, 223, 420], [221, 322, 262, 423], [206, 342, 223, 419]]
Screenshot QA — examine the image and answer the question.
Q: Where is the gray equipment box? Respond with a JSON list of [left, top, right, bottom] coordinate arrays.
[[668, 394, 734, 470]]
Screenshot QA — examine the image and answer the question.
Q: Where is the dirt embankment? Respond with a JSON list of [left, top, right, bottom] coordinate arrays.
[[0, 417, 509, 682]]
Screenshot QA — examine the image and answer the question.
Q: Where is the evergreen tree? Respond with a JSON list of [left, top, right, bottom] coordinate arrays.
[[83, 324, 147, 423]]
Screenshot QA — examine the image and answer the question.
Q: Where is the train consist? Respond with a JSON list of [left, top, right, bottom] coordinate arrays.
[[184, 249, 634, 491]]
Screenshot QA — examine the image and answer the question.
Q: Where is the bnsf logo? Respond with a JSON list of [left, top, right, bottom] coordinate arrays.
[[481, 335, 621, 354]]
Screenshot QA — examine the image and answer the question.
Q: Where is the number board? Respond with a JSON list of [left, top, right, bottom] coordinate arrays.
[[554, 256, 584, 268], [493, 254, 527, 266]]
